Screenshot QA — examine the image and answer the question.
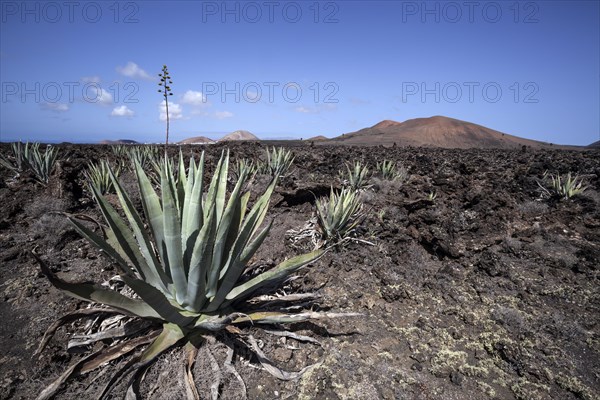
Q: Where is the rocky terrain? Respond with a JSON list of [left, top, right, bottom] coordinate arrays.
[[0, 142, 598, 399]]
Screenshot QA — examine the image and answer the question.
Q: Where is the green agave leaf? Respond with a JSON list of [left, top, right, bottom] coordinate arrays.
[[138, 323, 185, 363], [226, 249, 325, 303], [204, 189, 272, 310], [109, 168, 169, 292], [215, 150, 229, 223], [182, 152, 204, 272], [239, 219, 273, 267], [206, 167, 247, 299], [223, 179, 251, 256], [89, 183, 150, 280], [185, 207, 218, 312], [121, 274, 196, 327], [68, 217, 131, 275], [135, 162, 168, 279], [204, 178, 278, 311], [160, 164, 186, 304], [34, 252, 161, 320], [203, 151, 225, 221], [176, 151, 187, 214]]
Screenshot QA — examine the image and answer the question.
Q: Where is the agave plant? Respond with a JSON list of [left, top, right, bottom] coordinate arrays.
[[85, 159, 120, 195], [343, 161, 370, 191], [544, 171, 588, 199], [376, 160, 409, 183], [126, 145, 161, 171], [376, 160, 396, 180], [27, 144, 58, 184], [0, 142, 58, 183], [231, 158, 257, 182], [110, 144, 130, 171], [0, 141, 29, 172], [262, 146, 294, 177], [34, 150, 349, 398], [315, 187, 364, 245], [427, 190, 437, 202], [110, 144, 129, 158]]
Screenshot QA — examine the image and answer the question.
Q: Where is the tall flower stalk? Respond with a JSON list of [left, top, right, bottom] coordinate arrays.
[[158, 65, 174, 151]]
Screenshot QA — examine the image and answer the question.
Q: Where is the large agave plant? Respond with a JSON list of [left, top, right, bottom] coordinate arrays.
[[34, 150, 345, 398]]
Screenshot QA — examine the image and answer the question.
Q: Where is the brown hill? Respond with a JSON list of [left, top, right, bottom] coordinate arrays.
[[307, 135, 328, 141], [218, 130, 258, 142], [588, 140, 600, 149], [333, 116, 572, 149], [178, 136, 215, 145], [99, 139, 139, 145]]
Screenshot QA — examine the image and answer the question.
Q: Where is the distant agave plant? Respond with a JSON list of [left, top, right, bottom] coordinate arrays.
[[85, 159, 120, 195], [315, 187, 364, 245], [376, 160, 409, 183], [262, 146, 294, 177], [231, 158, 257, 182], [539, 171, 588, 200], [127, 145, 160, 171], [0, 142, 58, 184], [344, 161, 370, 191]]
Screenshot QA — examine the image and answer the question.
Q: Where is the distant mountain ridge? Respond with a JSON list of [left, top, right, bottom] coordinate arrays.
[[178, 136, 215, 145], [101, 130, 259, 145], [99, 139, 139, 145], [588, 140, 600, 149], [218, 130, 258, 141], [332, 116, 576, 149]]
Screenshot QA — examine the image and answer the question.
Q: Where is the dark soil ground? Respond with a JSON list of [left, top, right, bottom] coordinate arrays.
[[0, 143, 599, 400]]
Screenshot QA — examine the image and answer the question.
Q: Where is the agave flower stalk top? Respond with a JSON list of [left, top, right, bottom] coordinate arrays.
[[158, 65, 174, 150]]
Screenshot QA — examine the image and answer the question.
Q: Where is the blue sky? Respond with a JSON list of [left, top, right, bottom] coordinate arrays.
[[1, 0, 598, 145]]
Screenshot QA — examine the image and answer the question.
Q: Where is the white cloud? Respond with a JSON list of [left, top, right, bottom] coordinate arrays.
[[111, 105, 134, 117], [215, 111, 233, 119], [84, 85, 113, 105], [181, 90, 211, 107], [97, 88, 113, 105], [116, 61, 152, 80], [159, 101, 183, 121], [41, 102, 69, 112], [295, 106, 312, 113]]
